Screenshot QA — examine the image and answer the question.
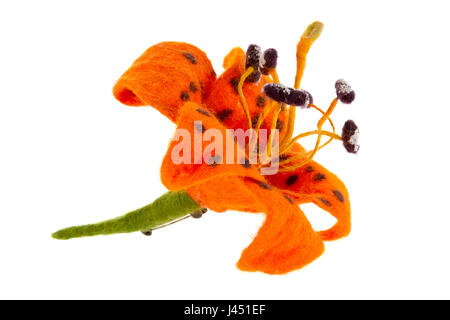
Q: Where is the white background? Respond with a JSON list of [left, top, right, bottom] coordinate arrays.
[[1, 0, 449, 299]]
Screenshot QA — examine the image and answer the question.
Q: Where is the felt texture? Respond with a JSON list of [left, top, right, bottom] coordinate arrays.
[[112, 42, 352, 274], [204, 49, 289, 142], [113, 42, 216, 122], [52, 191, 201, 240], [160, 102, 324, 273], [265, 143, 351, 241]]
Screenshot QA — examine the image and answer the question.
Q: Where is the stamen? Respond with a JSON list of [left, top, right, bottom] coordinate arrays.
[[270, 70, 280, 83], [300, 98, 338, 166], [276, 99, 340, 171], [267, 104, 283, 158], [281, 129, 341, 155], [261, 129, 340, 172], [335, 79, 355, 104], [342, 120, 360, 153], [255, 100, 276, 130], [309, 104, 335, 132], [263, 83, 311, 108], [307, 103, 335, 152], [317, 98, 338, 129], [245, 44, 263, 83], [238, 67, 256, 129], [279, 106, 296, 150], [251, 100, 278, 160], [261, 48, 278, 75]]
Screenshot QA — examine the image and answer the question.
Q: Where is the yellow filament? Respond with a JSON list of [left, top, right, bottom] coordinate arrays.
[[269, 69, 280, 83], [280, 103, 336, 155], [279, 106, 296, 150], [250, 100, 278, 161], [307, 104, 335, 152], [278, 98, 340, 171], [317, 98, 338, 129], [281, 129, 341, 155], [259, 129, 340, 169], [310, 104, 335, 132], [238, 67, 255, 129], [267, 104, 283, 158]]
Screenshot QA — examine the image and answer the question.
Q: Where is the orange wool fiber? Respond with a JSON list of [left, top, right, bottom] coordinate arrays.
[[113, 42, 216, 122], [113, 33, 354, 274], [265, 143, 351, 241], [160, 101, 324, 273]]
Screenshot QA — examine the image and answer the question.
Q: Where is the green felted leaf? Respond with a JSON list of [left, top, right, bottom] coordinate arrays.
[[52, 190, 201, 240]]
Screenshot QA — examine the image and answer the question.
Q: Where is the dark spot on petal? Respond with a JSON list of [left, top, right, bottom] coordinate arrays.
[[333, 190, 345, 202], [279, 154, 290, 161], [194, 122, 206, 133], [252, 115, 260, 128], [276, 119, 283, 131], [284, 195, 295, 205], [246, 70, 261, 83], [318, 197, 331, 206], [286, 175, 298, 186], [230, 77, 239, 94], [314, 173, 326, 181], [240, 158, 251, 168], [211, 70, 216, 77], [182, 52, 197, 64], [196, 108, 210, 117], [207, 155, 222, 167], [246, 177, 272, 190], [181, 91, 190, 101], [306, 166, 314, 172], [256, 95, 266, 108], [216, 109, 233, 122], [189, 81, 197, 93]]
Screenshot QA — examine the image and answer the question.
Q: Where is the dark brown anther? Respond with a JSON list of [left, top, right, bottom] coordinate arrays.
[[342, 120, 360, 153], [245, 44, 262, 83], [335, 79, 355, 104], [261, 48, 278, 75], [263, 83, 312, 108]]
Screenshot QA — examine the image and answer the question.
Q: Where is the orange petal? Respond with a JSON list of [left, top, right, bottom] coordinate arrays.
[[160, 102, 324, 273], [113, 42, 216, 122], [160, 101, 262, 196], [236, 178, 324, 274], [223, 47, 245, 69], [159, 100, 266, 214], [266, 143, 351, 241]]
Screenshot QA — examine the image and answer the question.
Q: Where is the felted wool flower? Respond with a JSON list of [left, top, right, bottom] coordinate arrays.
[[52, 21, 359, 275]]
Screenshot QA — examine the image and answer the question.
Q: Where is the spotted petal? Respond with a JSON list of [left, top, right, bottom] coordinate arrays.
[[160, 102, 324, 274], [113, 42, 216, 122], [266, 143, 351, 241]]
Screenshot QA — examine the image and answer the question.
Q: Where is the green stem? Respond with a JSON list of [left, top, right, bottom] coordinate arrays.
[[52, 190, 201, 240]]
